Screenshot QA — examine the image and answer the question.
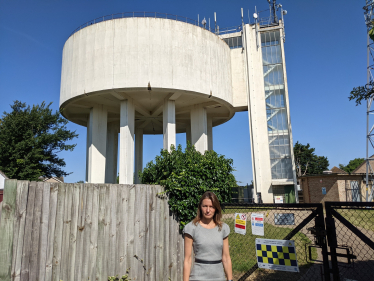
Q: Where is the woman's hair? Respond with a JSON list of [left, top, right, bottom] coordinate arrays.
[[192, 191, 223, 230]]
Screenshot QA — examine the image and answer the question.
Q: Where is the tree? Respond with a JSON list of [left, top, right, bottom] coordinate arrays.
[[294, 142, 329, 176], [0, 101, 78, 181], [339, 158, 365, 174], [140, 143, 237, 228], [349, 21, 374, 105]]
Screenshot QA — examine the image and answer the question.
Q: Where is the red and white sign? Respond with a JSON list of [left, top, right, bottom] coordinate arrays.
[[235, 213, 247, 235], [251, 213, 264, 236]]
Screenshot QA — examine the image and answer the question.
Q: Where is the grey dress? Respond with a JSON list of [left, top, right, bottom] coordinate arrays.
[[183, 221, 230, 281]]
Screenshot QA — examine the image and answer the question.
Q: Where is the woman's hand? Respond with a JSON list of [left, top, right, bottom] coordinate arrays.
[[222, 237, 233, 280], [183, 234, 193, 281]]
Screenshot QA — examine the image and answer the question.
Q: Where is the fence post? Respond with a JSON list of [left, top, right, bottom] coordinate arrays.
[[325, 202, 340, 281], [0, 179, 17, 281], [315, 205, 331, 281]]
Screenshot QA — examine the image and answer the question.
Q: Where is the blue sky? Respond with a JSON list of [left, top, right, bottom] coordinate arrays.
[[0, 0, 368, 184]]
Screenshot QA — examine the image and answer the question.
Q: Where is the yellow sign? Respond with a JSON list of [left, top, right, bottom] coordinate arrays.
[[236, 219, 246, 225]]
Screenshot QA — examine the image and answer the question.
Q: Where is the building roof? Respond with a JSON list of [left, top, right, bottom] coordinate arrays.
[[330, 166, 348, 174], [351, 155, 374, 174], [40, 177, 64, 183], [0, 170, 9, 179]]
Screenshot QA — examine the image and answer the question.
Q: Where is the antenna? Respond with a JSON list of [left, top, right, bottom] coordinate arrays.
[[268, 0, 278, 24], [214, 12, 217, 34], [254, 6, 259, 49]]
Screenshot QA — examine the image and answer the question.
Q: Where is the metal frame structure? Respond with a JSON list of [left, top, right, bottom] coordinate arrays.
[[364, 0, 374, 202]]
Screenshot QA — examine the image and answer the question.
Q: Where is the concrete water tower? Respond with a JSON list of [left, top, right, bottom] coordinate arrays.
[[59, 11, 298, 203]]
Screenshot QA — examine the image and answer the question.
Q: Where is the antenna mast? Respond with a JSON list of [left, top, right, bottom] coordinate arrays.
[[364, 0, 374, 202], [268, 0, 278, 23]]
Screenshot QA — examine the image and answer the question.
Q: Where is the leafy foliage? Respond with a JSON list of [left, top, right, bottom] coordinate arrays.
[[349, 85, 374, 106], [139, 143, 236, 228], [339, 158, 365, 174], [349, 21, 374, 106], [0, 101, 78, 181], [294, 142, 329, 176]]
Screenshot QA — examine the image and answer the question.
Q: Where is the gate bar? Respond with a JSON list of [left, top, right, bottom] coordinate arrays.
[[325, 202, 340, 281]]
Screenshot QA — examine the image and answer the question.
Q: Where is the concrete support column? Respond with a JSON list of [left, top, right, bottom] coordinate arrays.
[[186, 122, 191, 146], [207, 117, 213, 151], [87, 105, 107, 183], [105, 122, 118, 183], [163, 99, 176, 151], [135, 128, 143, 184], [85, 123, 90, 183], [119, 99, 135, 184], [191, 104, 208, 153]]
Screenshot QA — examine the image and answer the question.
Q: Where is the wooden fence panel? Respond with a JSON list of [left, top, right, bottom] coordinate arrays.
[[74, 183, 87, 280], [146, 185, 155, 281], [29, 182, 44, 281], [108, 184, 118, 277], [89, 184, 99, 281], [127, 185, 136, 278], [81, 183, 93, 280], [11, 180, 29, 281], [0, 179, 17, 281], [52, 183, 66, 281], [2, 182, 185, 281], [37, 182, 51, 281], [96, 184, 107, 281], [68, 183, 80, 281], [45, 183, 59, 281], [20, 181, 36, 281], [116, 184, 126, 277], [60, 183, 73, 281]]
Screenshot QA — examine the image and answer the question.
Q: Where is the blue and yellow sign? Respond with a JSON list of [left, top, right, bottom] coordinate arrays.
[[255, 238, 299, 272]]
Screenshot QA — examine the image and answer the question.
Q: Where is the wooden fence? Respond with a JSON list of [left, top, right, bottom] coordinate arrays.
[[0, 180, 184, 281]]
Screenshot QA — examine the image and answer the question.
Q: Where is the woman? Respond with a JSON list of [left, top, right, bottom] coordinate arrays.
[[183, 191, 233, 281]]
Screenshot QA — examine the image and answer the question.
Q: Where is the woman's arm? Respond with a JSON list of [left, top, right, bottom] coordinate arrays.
[[222, 237, 233, 280], [183, 234, 193, 281]]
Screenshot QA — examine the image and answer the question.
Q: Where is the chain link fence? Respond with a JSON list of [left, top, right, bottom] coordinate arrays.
[[326, 202, 374, 281], [222, 203, 325, 281]]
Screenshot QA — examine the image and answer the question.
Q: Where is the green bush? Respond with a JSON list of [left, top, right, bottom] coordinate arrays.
[[140, 143, 237, 228]]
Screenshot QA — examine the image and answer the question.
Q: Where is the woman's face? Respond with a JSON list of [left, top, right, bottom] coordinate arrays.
[[201, 198, 215, 220]]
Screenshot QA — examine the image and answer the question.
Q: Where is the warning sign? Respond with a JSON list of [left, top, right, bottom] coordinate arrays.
[[235, 213, 247, 235], [255, 238, 299, 272], [251, 213, 264, 236]]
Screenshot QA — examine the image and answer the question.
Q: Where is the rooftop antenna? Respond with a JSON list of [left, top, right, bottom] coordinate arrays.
[[268, 0, 278, 24], [214, 12, 217, 34], [253, 6, 259, 49], [278, 3, 287, 42]]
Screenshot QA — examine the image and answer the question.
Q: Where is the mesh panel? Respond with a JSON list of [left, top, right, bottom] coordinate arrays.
[[221, 204, 323, 281]]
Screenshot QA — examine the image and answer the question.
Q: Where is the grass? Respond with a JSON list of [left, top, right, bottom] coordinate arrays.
[[223, 218, 317, 274], [337, 208, 374, 231]]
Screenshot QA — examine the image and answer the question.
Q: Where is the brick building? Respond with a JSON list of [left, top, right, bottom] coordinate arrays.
[[299, 160, 373, 203]]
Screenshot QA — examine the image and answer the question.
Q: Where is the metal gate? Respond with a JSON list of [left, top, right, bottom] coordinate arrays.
[[222, 203, 329, 281], [223, 202, 374, 281], [324, 202, 374, 281]]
